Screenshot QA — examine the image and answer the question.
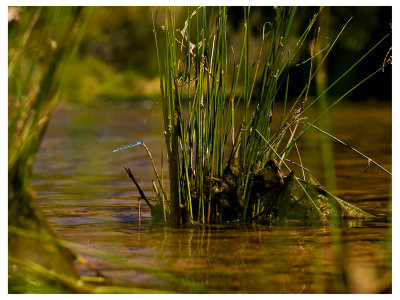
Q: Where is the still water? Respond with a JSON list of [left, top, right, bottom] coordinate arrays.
[[32, 100, 391, 293]]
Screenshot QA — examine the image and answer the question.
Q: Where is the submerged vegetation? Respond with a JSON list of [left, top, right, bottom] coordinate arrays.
[[134, 6, 392, 224]]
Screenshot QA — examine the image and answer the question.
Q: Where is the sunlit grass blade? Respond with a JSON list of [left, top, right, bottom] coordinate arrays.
[[307, 123, 392, 175]]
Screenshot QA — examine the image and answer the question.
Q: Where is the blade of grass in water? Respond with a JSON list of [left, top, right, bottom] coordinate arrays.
[[9, 256, 93, 293], [307, 123, 392, 176]]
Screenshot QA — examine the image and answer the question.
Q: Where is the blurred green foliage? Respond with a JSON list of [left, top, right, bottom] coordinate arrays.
[[9, 6, 391, 102], [8, 7, 90, 293]]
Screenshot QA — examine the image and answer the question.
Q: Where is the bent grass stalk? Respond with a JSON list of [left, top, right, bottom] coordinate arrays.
[[116, 143, 171, 218], [307, 123, 392, 176]]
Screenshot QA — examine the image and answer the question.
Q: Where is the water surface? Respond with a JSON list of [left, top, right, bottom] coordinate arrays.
[[32, 100, 391, 293]]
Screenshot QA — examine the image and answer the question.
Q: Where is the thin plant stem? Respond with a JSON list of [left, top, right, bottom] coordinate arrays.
[[308, 123, 392, 176]]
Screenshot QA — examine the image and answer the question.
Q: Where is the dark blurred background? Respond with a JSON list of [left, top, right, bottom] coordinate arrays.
[[8, 6, 392, 103]]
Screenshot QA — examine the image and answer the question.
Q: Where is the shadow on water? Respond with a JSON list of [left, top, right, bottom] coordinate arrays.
[[32, 100, 391, 293]]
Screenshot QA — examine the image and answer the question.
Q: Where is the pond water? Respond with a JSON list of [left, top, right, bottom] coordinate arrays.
[[32, 100, 391, 293]]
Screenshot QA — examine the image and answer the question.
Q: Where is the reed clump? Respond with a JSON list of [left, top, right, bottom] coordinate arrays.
[[147, 6, 391, 224]]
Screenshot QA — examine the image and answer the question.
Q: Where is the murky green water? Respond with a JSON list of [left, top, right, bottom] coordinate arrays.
[[32, 100, 391, 293]]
